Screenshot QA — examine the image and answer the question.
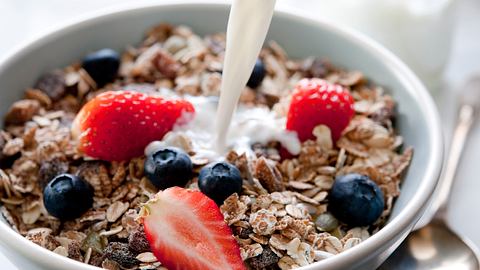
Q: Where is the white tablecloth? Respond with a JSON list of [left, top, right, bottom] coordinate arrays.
[[0, 0, 479, 268]]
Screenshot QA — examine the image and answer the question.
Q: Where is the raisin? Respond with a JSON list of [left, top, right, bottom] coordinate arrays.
[[235, 226, 254, 240], [247, 247, 280, 270], [34, 71, 66, 101], [107, 234, 128, 244], [104, 242, 139, 268], [128, 226, 150, 254], [0, 152, 21, 169]]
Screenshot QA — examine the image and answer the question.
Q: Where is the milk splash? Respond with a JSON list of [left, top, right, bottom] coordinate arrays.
[[145, 90, 301, 160]]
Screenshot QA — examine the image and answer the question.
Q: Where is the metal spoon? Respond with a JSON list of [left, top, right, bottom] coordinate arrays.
[[379, 77, 480, 270]]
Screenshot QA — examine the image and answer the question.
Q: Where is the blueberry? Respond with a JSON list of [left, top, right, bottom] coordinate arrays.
[[247, 59, 266, 89], [198, 161, 243, 204], [328, 173, 384, 227], [43, 174, 93, 220], [82, 48, 120, 86], [144, 147, 193, 190]]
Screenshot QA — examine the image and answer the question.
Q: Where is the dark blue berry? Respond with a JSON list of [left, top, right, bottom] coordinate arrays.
[[198, 162, 243, 204], [43, 174, 93, 220], [328, 174, 384, 227], [247, 59, 266, 89], [82, 48, 120, 86], [144, 147, 193, 190]]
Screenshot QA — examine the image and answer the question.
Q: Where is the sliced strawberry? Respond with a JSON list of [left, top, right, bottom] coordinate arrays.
[[72, 91, 194, 161], [141, 187, 245, 270], [286, 78, 354, 142]]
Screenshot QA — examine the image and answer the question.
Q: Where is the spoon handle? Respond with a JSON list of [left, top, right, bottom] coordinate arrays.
[[435, 77, 480, 219]]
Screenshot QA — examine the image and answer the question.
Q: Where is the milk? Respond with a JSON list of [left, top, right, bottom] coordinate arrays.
[[146, 0, 301, 160], [215, 0, 277, 153], [146, 93, 301, 160]]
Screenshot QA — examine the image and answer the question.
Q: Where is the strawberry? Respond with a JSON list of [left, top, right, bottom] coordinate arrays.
[[286, 78, 354, 142], [141, 187, 246, 270], [279, 146, 295, 161], [72, 91, 194, 161]]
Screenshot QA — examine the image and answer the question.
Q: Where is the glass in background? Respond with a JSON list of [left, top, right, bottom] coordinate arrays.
[[283, 0, 458, 90]]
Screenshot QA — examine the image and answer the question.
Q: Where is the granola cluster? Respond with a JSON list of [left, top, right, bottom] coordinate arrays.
[[0, 23, 411, 270]]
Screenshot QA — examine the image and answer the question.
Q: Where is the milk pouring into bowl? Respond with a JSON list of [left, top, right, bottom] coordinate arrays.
[[147, 0, 302, 160], [215, 0, 277, 153]]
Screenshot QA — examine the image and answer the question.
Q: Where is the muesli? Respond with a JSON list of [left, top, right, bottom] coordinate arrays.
[[0, 23, 412, 270]]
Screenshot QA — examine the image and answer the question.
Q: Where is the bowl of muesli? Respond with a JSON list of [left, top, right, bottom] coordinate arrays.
[[0, 1, 442, 270]]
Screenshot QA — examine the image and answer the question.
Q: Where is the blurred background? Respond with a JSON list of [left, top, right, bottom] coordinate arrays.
[[0, 0, 479, 269]]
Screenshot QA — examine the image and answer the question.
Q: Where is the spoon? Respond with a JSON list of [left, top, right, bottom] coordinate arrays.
[[379, 77, 480, 269]]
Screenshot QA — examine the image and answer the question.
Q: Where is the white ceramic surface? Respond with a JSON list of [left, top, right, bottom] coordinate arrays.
[[283, 0, 458, 88], [0, 1, 443, 269]]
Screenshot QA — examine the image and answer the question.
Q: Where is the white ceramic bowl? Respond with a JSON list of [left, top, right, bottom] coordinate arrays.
[[0, 1, 443, 269]]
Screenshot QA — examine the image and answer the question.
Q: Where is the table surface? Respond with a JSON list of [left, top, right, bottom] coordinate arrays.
[[0, 0, 479, 269]]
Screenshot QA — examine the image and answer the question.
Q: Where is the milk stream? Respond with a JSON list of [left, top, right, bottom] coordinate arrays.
[[145, 0, 301, 160], [215, 0, 277, 154]]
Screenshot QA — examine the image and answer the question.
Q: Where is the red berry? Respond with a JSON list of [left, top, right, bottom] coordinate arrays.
[[279, 146, 295, 161], [286, 78, 354, 142], [141, 187, 246, 270], [72, 91, 194, 161]]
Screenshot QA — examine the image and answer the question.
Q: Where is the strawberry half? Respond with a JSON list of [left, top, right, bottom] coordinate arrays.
[[141, 187, 245, 270], [286, 78, 354, 142], [72, 90, 194, 161]]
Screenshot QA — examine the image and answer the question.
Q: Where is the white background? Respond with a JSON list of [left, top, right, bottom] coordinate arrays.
[[0, 0, 479, 268]]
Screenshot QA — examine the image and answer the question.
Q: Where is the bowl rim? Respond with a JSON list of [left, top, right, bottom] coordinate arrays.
[[0, 1, 443, 269]]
